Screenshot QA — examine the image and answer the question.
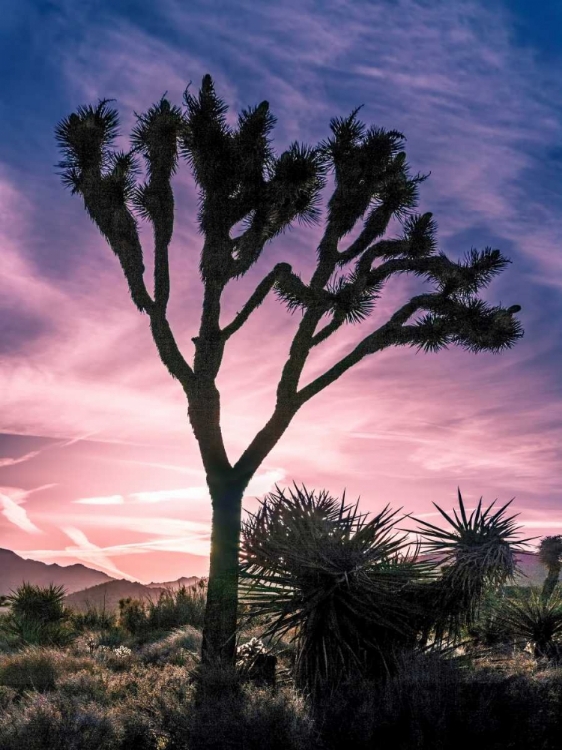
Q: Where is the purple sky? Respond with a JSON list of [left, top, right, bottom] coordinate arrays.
[[1, 0, 561, 582]]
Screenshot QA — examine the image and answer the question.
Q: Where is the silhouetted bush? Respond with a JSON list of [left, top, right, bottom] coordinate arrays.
[[241, 483, 528, 698], [501, 589, 562, 658], [118, 582, 207, 638], [1, 583, 76, 647], [316, 651, 562, 750], [71, 603, 117, 632]]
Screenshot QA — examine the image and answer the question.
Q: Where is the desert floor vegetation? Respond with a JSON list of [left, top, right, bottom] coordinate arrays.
[[2, 485, 562, 749]]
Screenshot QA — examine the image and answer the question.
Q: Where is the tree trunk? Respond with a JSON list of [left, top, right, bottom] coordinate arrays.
[[541, 564, 561, 602], [201, 477, 247, 665]]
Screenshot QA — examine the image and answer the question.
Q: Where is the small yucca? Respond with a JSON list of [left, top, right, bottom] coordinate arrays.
[[2, 583, 75, 647], [501, 590, 562, 658]]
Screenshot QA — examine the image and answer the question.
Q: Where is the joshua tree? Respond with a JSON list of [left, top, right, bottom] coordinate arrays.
[[538, 536, 562, 601], [55, 75, 523, 665]]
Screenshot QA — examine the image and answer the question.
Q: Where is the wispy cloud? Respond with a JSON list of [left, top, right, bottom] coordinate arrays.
[[60, 526, 136, 579], [0, 484, 54, 534], [129, 487, 208, 504], [0, 433, 98, 469], [74, 495, 126, 505], [0, 493, 42, 534], [19, 534, 212, 565], [0, 450, 42, 469]]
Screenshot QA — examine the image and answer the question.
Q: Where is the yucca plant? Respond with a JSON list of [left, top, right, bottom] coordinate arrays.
[[1, 583, 75, 647], [501, 589, 562, 658], [240, 483, 432, 695], [240, 484, 529, 697], [465, 589, 515, 649], [413, 488, 532, 644]]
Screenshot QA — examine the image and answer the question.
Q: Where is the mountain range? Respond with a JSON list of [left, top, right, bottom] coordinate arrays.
[[0, 548, 115, 596], [0, 548, 548, 610], [0, 549, 200, 610]]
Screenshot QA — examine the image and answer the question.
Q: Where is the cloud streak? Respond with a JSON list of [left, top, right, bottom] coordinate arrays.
[[0, 484, 55, 534]]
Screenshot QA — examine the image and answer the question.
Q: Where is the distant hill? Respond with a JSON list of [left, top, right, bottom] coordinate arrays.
[[65, 580, 166, 612], [0, 548, 116, 596], [146, 576, 199, 590], [65, 575, 201, 612]]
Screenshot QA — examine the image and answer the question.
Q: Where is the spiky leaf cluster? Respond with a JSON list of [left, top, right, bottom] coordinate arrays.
[[400, 212, 439, 258], [501, 590, 562, 657], [131, 97, 185, 179], [55, 100, 139, 224], [241, 483, 428, 693], [319, 108, 424, 238], [414, 488, 530, 641], [55, 99, 120, 192], [409, 296, 523, 354], [325, 271, 384, 324], [181, 75, 326, 239]]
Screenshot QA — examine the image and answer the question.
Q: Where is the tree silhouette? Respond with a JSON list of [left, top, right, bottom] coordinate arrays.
[[55, 74, 523, 665], [539, 536, 562, 601]]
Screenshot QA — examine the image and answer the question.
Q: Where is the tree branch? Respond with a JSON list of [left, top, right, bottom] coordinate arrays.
[[310, 311, 347, 347], [337, 204, 395, 265], [275, 222, 343, 401], [150, 176, 174, 312], [232, 400, 299, 484], [221, 263, 292, 340], [295, 294, 437, 404], [80, 177, 155, 313], [149, 310, 196, 392]]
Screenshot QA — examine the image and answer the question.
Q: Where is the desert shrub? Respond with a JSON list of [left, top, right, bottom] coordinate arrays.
[[466, 589, 516, 649], [56, 668, 109, 703], [146, 581, 207, 632], [70, 603, 117, 632], [7, 583, 67, 623], [0, 693, 119, 750], [0, 684, 17, 708], [118, 583, 207, 640], [119, 597, 149, 635], [157, 662, 316, 750], [56, 662, 161, 709], [103, 645, 136, 672], [0, 647, 94, 692], [113, 708, 160, 750], [315, 651, 562, 750], [501, 589, 562, 659], [139, 625, 202, 665], [1, 583, 76, 647], [96, 625, 130, 649]]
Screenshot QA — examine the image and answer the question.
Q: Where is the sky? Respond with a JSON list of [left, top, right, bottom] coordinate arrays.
[[1, 0, 561, 583]]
